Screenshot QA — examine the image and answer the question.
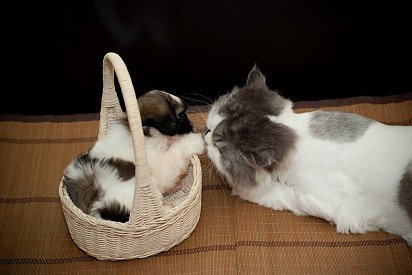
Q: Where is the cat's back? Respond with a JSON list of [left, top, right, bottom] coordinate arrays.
[[296, 110, 412, 151], [291, 110, 412, 186]]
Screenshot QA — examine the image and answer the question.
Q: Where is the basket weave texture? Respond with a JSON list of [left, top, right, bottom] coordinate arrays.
[[58, 52, 202, 260]]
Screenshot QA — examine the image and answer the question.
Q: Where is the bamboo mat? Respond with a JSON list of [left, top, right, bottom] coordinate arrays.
[[1, 94, 411, 274]]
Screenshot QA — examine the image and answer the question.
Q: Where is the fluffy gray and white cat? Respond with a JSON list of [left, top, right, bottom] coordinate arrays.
[[205, 66, 412, 244], [63, 90, 205, 222]]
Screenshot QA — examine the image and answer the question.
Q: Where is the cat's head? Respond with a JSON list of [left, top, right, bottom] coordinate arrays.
[[137, 90, 193, 136], [204, 66, 297, 186]]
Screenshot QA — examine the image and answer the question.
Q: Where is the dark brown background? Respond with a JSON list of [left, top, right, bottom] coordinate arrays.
[[4, 0, 412, 115]]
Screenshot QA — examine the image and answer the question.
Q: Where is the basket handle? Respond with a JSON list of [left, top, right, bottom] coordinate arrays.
[[100, 52, 164, 226]]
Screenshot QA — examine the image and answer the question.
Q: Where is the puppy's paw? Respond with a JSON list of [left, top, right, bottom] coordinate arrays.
[[163, 178, 183, 196], [185, 133, 205, 155], [162, 203, 174, 212]]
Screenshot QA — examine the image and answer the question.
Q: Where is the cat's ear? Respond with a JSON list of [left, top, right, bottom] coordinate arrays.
[[246, 65, 266, 87]]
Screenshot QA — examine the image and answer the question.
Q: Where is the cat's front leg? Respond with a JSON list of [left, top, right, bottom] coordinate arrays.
[[235, 180, 307, 216], [334, 216, 379, 234]]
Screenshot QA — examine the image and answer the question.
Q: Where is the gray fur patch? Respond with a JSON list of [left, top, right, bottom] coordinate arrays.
[[210, 66, 297, 187], [309, 111, 374, 142], [399, 161, 412, 221], [213, 115, 297, 186]]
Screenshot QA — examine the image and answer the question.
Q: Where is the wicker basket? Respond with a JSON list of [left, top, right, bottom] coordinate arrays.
[[58, 52, 202, 260]]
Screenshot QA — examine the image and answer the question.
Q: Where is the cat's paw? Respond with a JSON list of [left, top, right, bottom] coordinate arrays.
[[291, 209, 307, 216], [334, 219, 377, 234], [404, 235, 412, 247]]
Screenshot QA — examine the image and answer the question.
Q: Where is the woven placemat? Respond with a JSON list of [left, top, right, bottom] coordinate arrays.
[[1, 94, 411, 274]]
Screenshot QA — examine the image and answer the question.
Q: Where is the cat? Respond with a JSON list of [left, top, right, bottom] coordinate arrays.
[[204, 66, 412, 245], [63, 90, 205, 223]]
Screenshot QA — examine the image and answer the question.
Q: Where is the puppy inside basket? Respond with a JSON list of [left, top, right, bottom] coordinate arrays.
[[62, 90, 205, 223]]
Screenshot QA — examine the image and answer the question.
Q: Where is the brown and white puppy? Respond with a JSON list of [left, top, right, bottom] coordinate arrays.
[[63, 90, 205, 223]]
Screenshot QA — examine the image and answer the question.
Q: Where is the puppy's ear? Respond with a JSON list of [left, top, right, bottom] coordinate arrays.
[[159, 91, 193, 134], [154, 90, 181, 114]]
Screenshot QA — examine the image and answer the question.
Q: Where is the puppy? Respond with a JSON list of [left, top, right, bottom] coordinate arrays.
[[63, 90, 205, 222]]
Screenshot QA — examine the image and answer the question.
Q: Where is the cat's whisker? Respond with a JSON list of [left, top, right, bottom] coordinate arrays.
[[201, 155, 214, 184], [216, 171, 229, 198], [182, 93, 213, 104], [178, 94, 212, 106], [190, 106, 207, 125], [177, 95, 208, 126], [180, 94, 231, 198], [178, 95, 209, 109]]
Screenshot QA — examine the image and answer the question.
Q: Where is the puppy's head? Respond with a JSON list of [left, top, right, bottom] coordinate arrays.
[[137, 90, 193, 136]]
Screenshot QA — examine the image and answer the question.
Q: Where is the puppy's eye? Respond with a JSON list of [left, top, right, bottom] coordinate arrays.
[[204, 127, 210, 135], [177, 112, 185, 119], [177, 104, 188, 119]]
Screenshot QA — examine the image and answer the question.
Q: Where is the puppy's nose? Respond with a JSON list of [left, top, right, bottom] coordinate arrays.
[[204, 127, 210, 135]]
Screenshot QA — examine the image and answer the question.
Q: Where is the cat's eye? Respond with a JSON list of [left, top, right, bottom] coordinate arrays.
[[213, 138, 225, 148]]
